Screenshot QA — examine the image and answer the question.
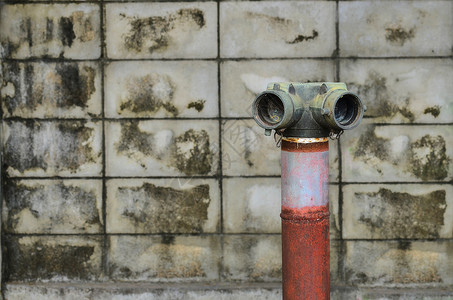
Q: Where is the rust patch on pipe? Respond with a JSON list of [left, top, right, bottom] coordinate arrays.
[[282, 139, 328, 152], [282, 204, 330, 300], [281, 204, 329, 222]]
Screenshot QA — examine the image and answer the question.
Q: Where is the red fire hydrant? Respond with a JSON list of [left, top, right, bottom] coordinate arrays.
[[252, 82, 365, 300]]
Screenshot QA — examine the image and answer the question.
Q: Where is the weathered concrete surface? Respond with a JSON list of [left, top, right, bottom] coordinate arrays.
[[342, 121, 453, 182], [5, 283, 453, 300], [4, 236, 103, 282], [106, 178, 220, 234], [220, 2, 336, 58], [105, 120, 219, 176], [343, 184, 453, 239], [339, 1, 453, 57], [3, 121, 102, 177], [108, 236, 221, 282], [1, 61, 101, 118], [343, 241, 453, 287], [3, 179, 103, 234], [0, 4, 101, 59], [2, 0, 453, 298], [105, 3, 217, 59], [105, 61, 218, 118], [341, 59, 453, 123]]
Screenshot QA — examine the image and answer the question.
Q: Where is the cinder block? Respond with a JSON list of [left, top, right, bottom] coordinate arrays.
[[344, 241, 453, 287], [108, 235, 221, 282], [105, 3, 217, 59], [0, 4, 100, 59], [222, 235, 282, 282], [3, 179, 103, 234], [222, 119, 278, 176], [4, 236, 103, 282], [1, 62, 101, 118], [6, 285, 92, 300], [106, 178, 220, 234], [221, 119, 339, 180], [105, 120, 219, 177], [220, 60, 335, 118], [105, 61, 218, 118], [343, 184, 453, 239], [3, 121, 102, 177], [223, 177, 340, 238], [341, 121, 453, 182], [341, 59, 453, 123], [339, 1, 453, 57], [223, 177, 281, 234], [220, 2, 336, 58]]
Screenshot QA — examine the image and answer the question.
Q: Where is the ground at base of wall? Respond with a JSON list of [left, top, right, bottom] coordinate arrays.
[[4, 283, 453, 300]]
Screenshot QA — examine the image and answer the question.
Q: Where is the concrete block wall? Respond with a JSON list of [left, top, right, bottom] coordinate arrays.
[[1, 0, 452, 299]]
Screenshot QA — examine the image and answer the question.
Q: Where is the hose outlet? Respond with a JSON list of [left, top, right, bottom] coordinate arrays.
[[314, 88, 364, 131], [252, 90, 300, 130], [252, 82, 364, 138]]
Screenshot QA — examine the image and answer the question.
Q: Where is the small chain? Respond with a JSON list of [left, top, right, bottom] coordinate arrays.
[[274, 129, 284, 147], [329, 130, 344, 140]]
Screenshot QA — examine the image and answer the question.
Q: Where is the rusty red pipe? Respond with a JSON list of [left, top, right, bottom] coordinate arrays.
[[251, 82, 364, 299], [281, 137, 330, 300]]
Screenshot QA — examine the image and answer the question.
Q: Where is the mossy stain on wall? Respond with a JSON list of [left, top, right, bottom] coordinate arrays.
[[356, 188, 447, 239], [118, 182, 210, 233], [349, 72, 415, 121], [3, 180, 100, 233], [4, 121, 97, 174], [116, 122, 213, 175], [119, 74, 178, 117], [122, 8, 206, 53], [408, 135, 450, 181], [1, 62, 97, 116], [5, 237, 98, 281]]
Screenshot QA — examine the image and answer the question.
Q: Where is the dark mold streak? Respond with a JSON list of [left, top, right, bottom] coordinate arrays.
[[287, 30, 318, 44], [246, 12, 289, 26], [46, 18, 54, 41], [26, 18, 33, 48], [424, 106, 441, 118], [187, 100, 205, 112], [55, 64, 96, 108], [59, 17, 76, 47], [385, 27, 415, 46]]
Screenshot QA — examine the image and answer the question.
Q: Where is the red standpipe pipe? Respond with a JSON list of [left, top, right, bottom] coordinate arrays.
[[281, 137, 330, 300]]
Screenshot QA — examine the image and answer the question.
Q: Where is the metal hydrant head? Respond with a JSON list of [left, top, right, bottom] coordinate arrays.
[[252, 82, 365, 138]]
